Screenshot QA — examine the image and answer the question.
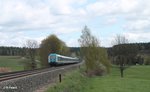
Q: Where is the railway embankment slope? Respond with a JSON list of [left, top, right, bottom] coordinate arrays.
[[0, 63, 81, 92]]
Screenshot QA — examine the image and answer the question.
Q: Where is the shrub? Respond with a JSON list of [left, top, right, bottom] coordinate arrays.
[[144, 57, 150, 65]]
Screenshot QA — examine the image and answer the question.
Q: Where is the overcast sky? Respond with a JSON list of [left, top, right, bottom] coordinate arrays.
[[0, 0, 150, 47]]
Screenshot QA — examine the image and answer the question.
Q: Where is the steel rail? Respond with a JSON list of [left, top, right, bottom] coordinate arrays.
[[0, 67, 54, 82], [0, 62, 82, 82]]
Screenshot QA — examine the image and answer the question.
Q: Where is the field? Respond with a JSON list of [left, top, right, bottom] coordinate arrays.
[[0, 56, 25, 72], [46, 65, 150, 92]]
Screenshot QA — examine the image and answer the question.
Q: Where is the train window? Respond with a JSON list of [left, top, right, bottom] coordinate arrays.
[[57, 56, 79, 62], [57, 57, 59, 60], [50, 55, 55, 59], [58, 57, 64, 61], [58, 57, 61, 61], [63, 58, 67, 61]]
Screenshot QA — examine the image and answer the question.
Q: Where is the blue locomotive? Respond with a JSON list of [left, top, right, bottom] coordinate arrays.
[[48, 53, 79, 66]]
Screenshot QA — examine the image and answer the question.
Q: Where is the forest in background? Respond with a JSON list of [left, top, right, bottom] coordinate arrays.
[[0, 42, 150, 56]]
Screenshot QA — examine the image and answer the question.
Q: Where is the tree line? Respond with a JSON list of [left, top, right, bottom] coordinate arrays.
[[108, 42, 150, 56], [1, 42, 150, 56], [107, 43, 150, 65], [0, 46, 79, 56], [0, 46, 26, 56]]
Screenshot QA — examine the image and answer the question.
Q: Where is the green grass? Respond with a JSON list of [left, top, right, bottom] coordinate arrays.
[[0, 56, 25, 71], [83, 66, 150, 92], [46, 65, 150, 92], [46, 68, 88, 92]]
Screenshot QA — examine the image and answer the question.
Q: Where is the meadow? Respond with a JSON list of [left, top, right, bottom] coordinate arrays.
[[0, 56, 25, 72], [46, 65, 150, 92]]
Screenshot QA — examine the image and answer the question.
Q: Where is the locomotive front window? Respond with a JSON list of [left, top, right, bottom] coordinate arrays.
[[50, 55, 56, 59]]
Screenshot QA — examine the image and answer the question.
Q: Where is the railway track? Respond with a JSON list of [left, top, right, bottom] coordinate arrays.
[[0, 63, 82, 92], [0, 67, 56, 82], [0, 63, 79, 82], [0, 61, 82, 82]]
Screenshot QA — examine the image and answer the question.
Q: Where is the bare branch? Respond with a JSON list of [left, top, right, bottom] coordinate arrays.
[[112, 34, 128, 46]]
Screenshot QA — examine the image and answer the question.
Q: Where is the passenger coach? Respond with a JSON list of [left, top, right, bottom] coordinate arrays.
[[48, 53, 79, 66]]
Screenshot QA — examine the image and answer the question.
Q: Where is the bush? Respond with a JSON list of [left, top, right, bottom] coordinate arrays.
[[144, 57, 150, 65], [85, 68, 105, 77]]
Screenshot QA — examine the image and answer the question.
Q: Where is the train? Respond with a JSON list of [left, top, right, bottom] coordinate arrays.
[[48, 53, 80, 66]]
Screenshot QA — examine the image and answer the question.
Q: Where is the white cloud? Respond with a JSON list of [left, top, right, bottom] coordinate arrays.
[[86, 0, 140, 16], [67, 38, 79, 47], [53, 27, 80, 35], [86, 1, 117, 16], [0, 32, 29, 47], [0, 0, 88, 47], [86, 0, 149, 27], [0, 31, 45, 47], [124, 31, 150, 43], [124, 19, 150, 31], [0, 0, 87, 32], [119, 0, 139, 13], [86, 0, 150, 40], [0, 0, 150, 47]]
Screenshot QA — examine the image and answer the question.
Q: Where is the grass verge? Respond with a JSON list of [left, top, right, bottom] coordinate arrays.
[[46, 67, 88, 92], [46, 65, 150, 92]]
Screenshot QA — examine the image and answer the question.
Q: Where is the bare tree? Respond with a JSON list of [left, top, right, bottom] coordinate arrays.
[[25, 40, 38, 69], [112, 34, 129, 77], [112, 34, 128, 46]]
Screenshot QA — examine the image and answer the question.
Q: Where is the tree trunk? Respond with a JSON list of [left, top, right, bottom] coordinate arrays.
[[120, 66, 124, 78]]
